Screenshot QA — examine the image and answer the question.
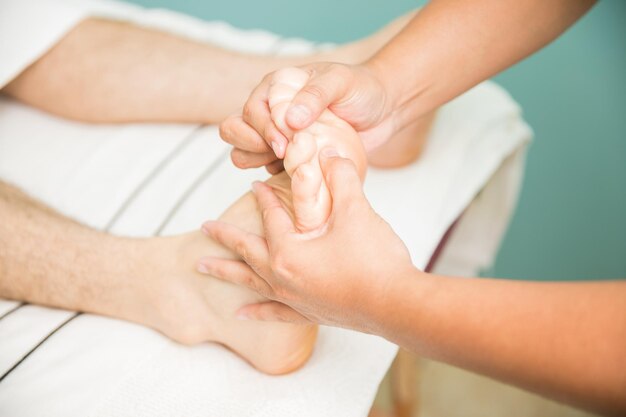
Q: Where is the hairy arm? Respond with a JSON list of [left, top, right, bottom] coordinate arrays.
[[0, 171, 294, 346], [0, 180, 152, 319]]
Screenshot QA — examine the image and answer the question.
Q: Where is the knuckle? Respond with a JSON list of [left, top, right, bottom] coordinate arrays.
[[301, 84, 326, 102], [261, 204, 284, 224], [242, 271, 257, 290], [270, 253, 292, 279], [331, 63, 353, 82], [254, 135, 270, 153], [336, 158, 357, 174], [210, 226, 225, 242], [234, 240, 249, 261], [242, 102, 254, 122], [218, 118, 234, 140], [213, 262, 228, 278], [230, 150, 248, 168], [326, 157, 351, 178], [262, 125, 274, 144]]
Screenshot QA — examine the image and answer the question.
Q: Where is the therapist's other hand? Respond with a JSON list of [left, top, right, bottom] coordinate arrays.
[[220, 62, 394, 172], [199, 150, 416, 333]]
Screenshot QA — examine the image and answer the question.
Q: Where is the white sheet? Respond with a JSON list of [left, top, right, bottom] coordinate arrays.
[[0, 1, 533, 416]]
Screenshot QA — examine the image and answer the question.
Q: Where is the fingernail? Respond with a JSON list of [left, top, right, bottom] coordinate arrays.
[[197, 263, 209, 274], [320, 147, 339, 159], [271, 141, 284, 158], [288, 105, 310, 126]]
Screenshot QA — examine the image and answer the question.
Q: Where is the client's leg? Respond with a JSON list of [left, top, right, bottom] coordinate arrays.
[[157, 173, 317, 375], [154, 69, 374, 373], [0, 178, 314, 375], [115, 70, 434, 374]]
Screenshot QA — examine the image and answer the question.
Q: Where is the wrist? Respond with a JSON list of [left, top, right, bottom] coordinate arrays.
[[364, 53, 436, 135], [368, 266, 432, 344], [363, 57, 402, 117]]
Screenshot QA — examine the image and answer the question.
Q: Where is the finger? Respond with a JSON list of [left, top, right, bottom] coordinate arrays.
[[197, 257, 272, 297], [286, 65, 352, 130], [251, 182, 296, 246], [201, 221, 269, 269], [291, 163, 324, 232], [237, 301, 312, 325], [220, 115, 271, 153], [231, 148, 277, 169], [265, 159, 284, 175], [242, 79, 288, 158], [318, 148, 366, 209]]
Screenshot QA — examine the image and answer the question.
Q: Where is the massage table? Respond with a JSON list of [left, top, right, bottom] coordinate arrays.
[[0, 1, 532, 415]]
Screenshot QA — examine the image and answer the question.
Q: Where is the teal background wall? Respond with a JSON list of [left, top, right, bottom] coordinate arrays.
[[129, 0, 626, 281]]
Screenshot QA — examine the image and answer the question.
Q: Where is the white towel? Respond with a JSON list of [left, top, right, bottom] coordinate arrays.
[[0, 1, 532, 416]]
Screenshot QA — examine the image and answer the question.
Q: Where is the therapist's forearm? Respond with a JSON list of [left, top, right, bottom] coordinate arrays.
[[367, 0, 596, 129], [380, 271, 626, 415]]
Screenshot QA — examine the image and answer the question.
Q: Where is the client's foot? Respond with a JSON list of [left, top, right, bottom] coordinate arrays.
[[366, 111, 436, 169], [141, 187, 317, 375], [268, 67, 367, 233]]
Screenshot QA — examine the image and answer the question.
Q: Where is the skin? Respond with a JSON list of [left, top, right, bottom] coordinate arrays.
[[268, 67, 367, 232], [0, 175, 320, 375], [4, 14, 429, 173], [223, 0, 596, 164], [2, 14, 412, 125], [0, 13, 428, 373], [203, 0, 625, 413], [200, 155, 626, 415]]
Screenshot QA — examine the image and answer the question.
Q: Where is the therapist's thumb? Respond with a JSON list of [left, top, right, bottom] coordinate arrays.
[[319, 148, 365, 209], [285, 66, 351, 130]]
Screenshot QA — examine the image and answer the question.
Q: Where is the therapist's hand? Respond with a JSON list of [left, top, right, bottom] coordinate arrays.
[[199, 149, 417, 333], [220, 62, 395, 173]]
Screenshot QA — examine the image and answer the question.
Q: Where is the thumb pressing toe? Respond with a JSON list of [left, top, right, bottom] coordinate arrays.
[[319, 146, 340, 160], [286, 105, 312, 129]]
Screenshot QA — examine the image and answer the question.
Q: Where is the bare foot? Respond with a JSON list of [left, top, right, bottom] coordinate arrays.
[[145, 179, 316, 375], [268, 67, 367, 233], [367, 111, 436, 169]]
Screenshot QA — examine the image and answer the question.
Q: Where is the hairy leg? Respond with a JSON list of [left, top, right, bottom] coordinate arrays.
[[2, 12, 414, 124], [0, 176, 315, 374]]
